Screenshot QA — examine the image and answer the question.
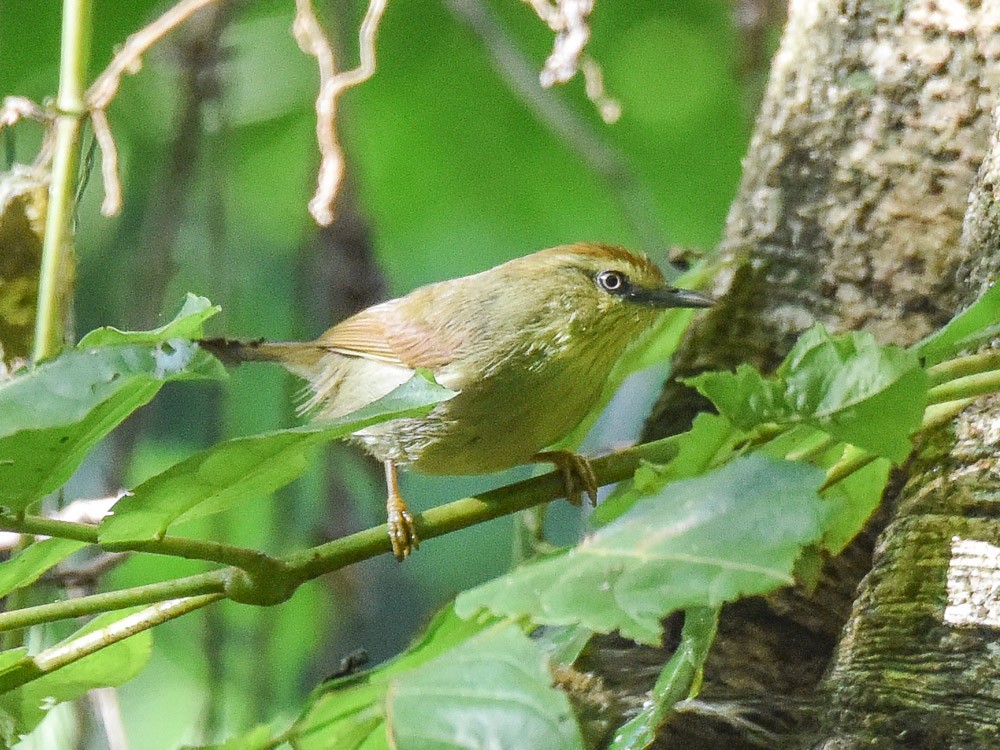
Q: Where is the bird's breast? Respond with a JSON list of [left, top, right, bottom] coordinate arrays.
[[353, 334, 623, 474]]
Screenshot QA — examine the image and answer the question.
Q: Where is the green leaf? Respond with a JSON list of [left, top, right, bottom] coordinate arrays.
[[455, 456, 827, 645], [290, 604, 493, 750], [916, 283, 1000, 364], [184, 725, 277, 750], [100, 375, 455, 543], [386, 625, 584, 750], [608, 607, 719, 750], [591, 413, 741, 527], [0, 610, 152, 743], [819, 450, 891, 553], [685, 325, 928, 461], [532, 625, 594, 666], [755, 426, 892, 553], [0, 538, 87, 597], [77, 293, 220, 347], [0, 296, 225, 509], [0, 342, 224, 510]]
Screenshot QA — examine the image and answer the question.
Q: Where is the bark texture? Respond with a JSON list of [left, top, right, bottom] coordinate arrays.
[[814, 114, 1000, 749], [594, 1, 1000, 747]]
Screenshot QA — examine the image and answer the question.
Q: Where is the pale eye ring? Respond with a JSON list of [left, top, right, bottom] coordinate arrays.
[[596, 270, 629, 294]]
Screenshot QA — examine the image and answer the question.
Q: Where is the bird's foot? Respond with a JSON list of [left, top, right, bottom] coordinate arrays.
[[534, 450, 599, 507], [387, 492, 420, 560]]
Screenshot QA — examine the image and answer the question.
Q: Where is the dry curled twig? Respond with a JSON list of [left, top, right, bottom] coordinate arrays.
[[521, 0, 619, 123], [90, 108, 122, 216], [0, 96, 50, 128], [87, 0, 222, 110], [293, 0, 388, 226], [0, 96, 58, 169], [85, 0, 223, 217]]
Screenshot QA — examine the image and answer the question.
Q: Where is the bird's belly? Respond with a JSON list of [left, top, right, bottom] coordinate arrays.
[[352, 358, 604, 475]]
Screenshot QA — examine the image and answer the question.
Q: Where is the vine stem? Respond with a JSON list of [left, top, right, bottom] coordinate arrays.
[[33, 0, 93, 362]]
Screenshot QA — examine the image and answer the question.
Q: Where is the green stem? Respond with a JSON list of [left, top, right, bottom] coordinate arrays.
[[33, 0, 93, 362], [0, 354, 996, 678], [10, 0, 92, 655], [2, 352, 997, 636], [0, 572, 226, 632], [607, 607, 720, 750], [0, 595, 222, 693], [926, 350, 1000, 386], [0, 436, 680, 633], [926, 368, 1000, 405], [0, 512, 292, 576], [819, 396, 976, 493]]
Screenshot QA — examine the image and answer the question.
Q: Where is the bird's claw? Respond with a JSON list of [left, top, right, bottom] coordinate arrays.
[[535, 450, 599, 507], [387, 494, 419, 560]]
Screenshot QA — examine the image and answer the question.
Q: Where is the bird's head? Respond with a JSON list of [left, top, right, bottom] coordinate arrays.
[[389, 243, 714, 379], [483, 243, 711, 339], [521, 243, 714, 315]]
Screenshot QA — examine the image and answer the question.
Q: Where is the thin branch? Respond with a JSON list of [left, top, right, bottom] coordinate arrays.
[[529, 0, 594, 87], [0, 494, 117, 550], [0, 99, 59, 171], [520, 0, 619, 122], [54, 552, 129, 589], [0, 573, 227, 633], [0, 353, 997, 665], [88, 688, 130, 750], [0, 595, 222, 693], [0, 435, 683, 634], [581, 56, 620, 124], [0, 511, 293, 577], [293, 0, 387, 226]]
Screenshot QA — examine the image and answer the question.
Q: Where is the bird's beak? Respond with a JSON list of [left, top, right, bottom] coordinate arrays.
[[627, 286, 716, 309]]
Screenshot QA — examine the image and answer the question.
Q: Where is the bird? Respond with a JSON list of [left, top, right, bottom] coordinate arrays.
[[200, 243, 714, 559]]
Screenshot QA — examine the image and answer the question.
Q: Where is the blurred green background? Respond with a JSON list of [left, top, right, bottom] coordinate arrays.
[[0, 0, 773, 745]]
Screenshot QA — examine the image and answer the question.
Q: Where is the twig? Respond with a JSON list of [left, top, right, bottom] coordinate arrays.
[[0, 595, 223, 693], [90, 108, 122, 216], [54, 552, 130, 589], [581, 56, 620, 124], [0, 96, 50, 128], [86, 0, 221, 109], [0, 435, 683, 634], [33, 0, 92, 362], [521, 0, 619, 121], [0, 494, 120, 550], [0, 99, 59, 171], [293, 0, 387, 226], [89, 688, 130, 750], [84, 0, 223, 217]]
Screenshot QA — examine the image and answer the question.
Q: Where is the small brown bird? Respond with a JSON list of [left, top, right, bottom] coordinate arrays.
[[202, 243, 713, 559]]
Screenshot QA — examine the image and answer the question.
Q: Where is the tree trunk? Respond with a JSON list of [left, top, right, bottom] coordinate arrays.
[[597, 1, 1000, 746]]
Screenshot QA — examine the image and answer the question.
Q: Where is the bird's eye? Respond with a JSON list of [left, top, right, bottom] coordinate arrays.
[[596, 270, 629, 294]]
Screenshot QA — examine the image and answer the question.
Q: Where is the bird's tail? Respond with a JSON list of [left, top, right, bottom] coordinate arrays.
[[198, 338, 324, 370]]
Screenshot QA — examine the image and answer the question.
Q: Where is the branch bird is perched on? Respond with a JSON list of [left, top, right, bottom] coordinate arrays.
[[201, 243, 714, 559]]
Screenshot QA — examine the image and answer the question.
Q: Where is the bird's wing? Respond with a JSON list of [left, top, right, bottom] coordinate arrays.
[[316, 304, 458, 370]]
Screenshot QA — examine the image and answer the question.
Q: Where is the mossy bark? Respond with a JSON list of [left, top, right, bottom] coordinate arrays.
[[592, 1, 1000, 747]]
